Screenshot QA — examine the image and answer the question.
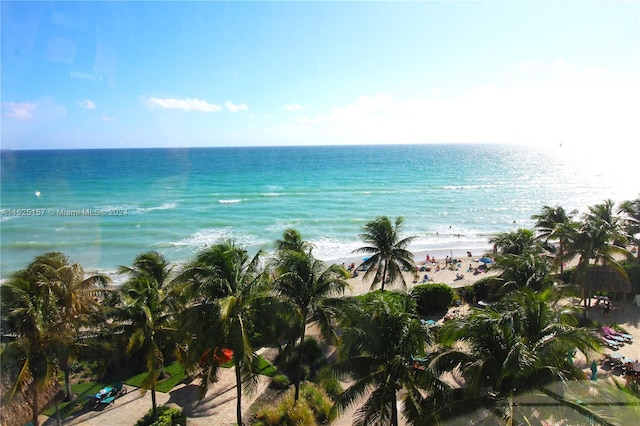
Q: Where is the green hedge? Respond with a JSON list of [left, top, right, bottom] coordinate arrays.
[[355, 289, 417, 313], [472, 276, 503, 302], [411, 283, 454, 314], [135, 406, 186, 426]]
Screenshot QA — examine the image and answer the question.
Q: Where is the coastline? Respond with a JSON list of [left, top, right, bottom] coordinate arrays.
[[340, 250, 498, 297]]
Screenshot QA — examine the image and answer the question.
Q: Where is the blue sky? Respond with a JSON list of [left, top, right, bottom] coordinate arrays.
[[2, 1, 639, 150]]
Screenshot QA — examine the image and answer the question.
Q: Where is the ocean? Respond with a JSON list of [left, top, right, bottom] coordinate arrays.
[[1, 144, 637, 281]]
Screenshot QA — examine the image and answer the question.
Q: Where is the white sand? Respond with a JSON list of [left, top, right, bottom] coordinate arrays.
[[343, 253, 498, 296]]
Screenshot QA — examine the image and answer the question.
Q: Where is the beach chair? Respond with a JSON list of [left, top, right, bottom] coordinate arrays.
[[602, 327, 627, 344], [604, 326, 633, 342], [601, 336, 621, 349]]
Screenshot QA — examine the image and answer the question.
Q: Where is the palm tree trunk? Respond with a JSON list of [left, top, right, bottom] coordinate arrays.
[[575, 257, 590, 320], [391, 389, 398, 426], [381, 262, 389, 292], [234, 358, 243, 426], [63, 366, 72, 401], [55, 399, 61, 426], [294, 314, 307, 401], [151, 386, 158, 421], [32, 382, 39, 426]]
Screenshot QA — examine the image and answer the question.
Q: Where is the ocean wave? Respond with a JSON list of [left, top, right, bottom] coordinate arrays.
[[260, 193, 281, 197], [168, 228, 262, 249], [136, 202, 177, 213], [218, 199, 242, 204], [442, 185, 497, 190], [265, 219, 303, 234]]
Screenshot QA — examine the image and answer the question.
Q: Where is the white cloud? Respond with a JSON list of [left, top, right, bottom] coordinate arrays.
[[225, 101, 248, 112], [3, 101, 37, 119], [102, 115, 116, 122], [148, 97, 222, 112], [283, 103, 303, 111], [78, 99, 96, 109], [271, 68, 640, 148]]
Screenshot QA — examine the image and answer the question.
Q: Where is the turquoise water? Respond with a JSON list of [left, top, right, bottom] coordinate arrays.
[[1, 144, 637, 279]]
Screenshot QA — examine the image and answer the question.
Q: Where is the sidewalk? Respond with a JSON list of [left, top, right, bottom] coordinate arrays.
[[40, 365, 269, 426]]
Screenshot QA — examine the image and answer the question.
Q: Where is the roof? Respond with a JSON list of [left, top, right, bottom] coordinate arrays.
[[583, 266, 632, 294]]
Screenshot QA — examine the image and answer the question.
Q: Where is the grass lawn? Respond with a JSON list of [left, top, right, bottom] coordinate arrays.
[[220, 354, 278, 377], [42, 381, 105, 418], [125, 360, 188, 393], [256, 355, 278, 377]]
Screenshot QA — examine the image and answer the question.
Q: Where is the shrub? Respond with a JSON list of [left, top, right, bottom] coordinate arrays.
[[255, 382, 334, 425], [411, 283, 454, 313], [276, 337, 325, 383], [317, 366, 343, 401], [271, 374, 291, 389], [355, 289, 417, 313], [472, 276, 502, 302], [135, 406, 186, 426]]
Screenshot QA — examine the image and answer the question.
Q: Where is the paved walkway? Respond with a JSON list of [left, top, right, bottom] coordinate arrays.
[[40, 366, 269, 426]]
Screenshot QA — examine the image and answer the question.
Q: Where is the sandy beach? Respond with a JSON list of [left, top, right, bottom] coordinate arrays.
[[342, 250, 498, 297]]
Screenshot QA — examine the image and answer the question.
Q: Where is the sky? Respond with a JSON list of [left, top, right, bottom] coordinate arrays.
[[1, 1, 639, 150]]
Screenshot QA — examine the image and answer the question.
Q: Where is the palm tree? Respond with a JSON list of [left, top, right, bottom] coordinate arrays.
[[426, 288, 601, 424], [274, 227, 312, 254], [333, 291, 432, 426], [618, 196, 640, 261], [1, 259, 65, 426], [354, 216, 416, 291], [273, 247, 350, 401], [115, 251, 178, 421], [489, 228, 540, 257], [563, 200, 633, 318], [177, 240, 268, 426], [532, 205, 576, 273], [493, 251, 554, 292], [37, 252, 110, 401]]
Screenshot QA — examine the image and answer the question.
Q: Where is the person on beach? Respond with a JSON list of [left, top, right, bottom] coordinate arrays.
[[603, 301, 611, 316]]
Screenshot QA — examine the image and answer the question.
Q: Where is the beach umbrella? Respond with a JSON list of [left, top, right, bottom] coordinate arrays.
[[478, 257, 494, 264]]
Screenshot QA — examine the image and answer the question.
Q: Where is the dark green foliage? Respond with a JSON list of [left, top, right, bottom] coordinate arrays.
[[623, 261, 640, 293], [319, 378, 343, 402], [135, 406, 186, 426], [270, 374, 291, 389], [353, 289, 417, 314], [472, 276, 502, 302], [558, 266, 574, 285], [248, 297, 299, 349], [411, 283, 454, 314], [277, 337, 325, 383], [333, 290, 432, 426]]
